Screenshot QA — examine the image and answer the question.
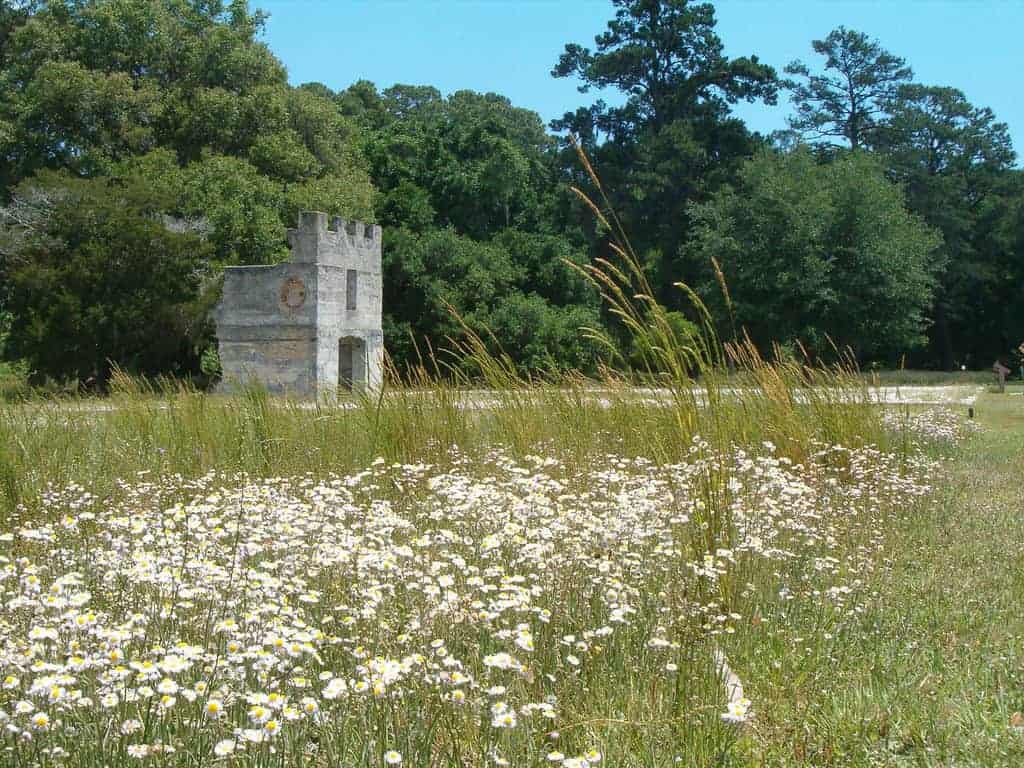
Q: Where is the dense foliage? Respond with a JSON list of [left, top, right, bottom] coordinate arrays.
[[689, 149, 941, 359], [551, 0, 778, 308], [0, 0, 1021, 385], [2, 171, 211, 382]]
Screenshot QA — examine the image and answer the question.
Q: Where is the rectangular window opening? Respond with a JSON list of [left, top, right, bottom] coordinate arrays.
[[346, 269, 358, 311]]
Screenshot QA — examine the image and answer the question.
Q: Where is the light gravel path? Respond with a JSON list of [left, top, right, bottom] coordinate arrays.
[[5, 384, 986, 418]]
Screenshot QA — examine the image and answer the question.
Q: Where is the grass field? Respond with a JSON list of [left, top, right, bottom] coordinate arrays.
[[723, 392, 1024, 766], [1, 361, 1013, 767]]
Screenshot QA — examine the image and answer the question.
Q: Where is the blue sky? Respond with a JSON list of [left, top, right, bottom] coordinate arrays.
[[256, 1, 1023, 159]]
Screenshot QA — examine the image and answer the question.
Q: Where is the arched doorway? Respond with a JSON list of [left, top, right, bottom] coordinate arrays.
[[338, 336, 367, 391]]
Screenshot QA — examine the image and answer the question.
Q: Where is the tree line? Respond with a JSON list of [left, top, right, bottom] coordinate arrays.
[[0, 0, 1021, 387]]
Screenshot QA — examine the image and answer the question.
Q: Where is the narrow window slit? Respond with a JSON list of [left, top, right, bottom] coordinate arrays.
[[346, 269, 358, 311]]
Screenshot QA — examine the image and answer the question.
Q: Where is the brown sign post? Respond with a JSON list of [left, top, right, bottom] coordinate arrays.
[[993, 360, 1011, 393]]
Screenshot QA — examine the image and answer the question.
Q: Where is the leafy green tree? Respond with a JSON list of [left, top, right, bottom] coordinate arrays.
[[344, 83, 559, 240], [551, 0, 778, 307], [2, 0, 277, 182], [1, 170, 212, 384], [111, 149, 374, 269], [0, 0, 374, 230], [963, 171, 1024, 367], [380, 84, 446, 124], [176, 154, 290, 266], [785, 27, 911, 150], [688, 148, 942, 361], [483, 293, 601, 374], [382, 227, 600, 374], [877, 84, 1018, 367], [378, 181, 436, 234], [332, 79, 389, 128], [880, 85, 1014, 176], [382, 227, 520, 368], [0, 1, 36, 193], [489, 230, 594, 308], [552, 0, 777, 139]]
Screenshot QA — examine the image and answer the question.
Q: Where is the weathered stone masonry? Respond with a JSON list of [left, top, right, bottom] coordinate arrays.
[[215, 212, 384, 396]]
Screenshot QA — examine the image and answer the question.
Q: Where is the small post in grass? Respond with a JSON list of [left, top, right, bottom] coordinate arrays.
[[993, 360, 1010, 394]]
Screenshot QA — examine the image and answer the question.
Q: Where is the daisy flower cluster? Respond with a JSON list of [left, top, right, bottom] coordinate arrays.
[[883, 407, 980, 445], [0, 438, 936, 766]]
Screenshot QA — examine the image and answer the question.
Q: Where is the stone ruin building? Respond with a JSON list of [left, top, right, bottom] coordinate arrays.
[[215, 211, 384, 396]]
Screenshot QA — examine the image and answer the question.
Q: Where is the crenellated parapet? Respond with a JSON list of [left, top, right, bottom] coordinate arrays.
[[286, 211, 382, 268]]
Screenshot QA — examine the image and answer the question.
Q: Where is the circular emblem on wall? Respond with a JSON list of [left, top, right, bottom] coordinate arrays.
[[280, 278, 306, 310]]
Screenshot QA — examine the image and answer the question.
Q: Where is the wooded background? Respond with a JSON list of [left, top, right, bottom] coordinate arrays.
[[1, 0, 1020, 386]]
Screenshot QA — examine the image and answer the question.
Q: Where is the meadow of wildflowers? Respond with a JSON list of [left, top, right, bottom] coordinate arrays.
[[0, 413, 950, 767], [0, 205, 979, 764]]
